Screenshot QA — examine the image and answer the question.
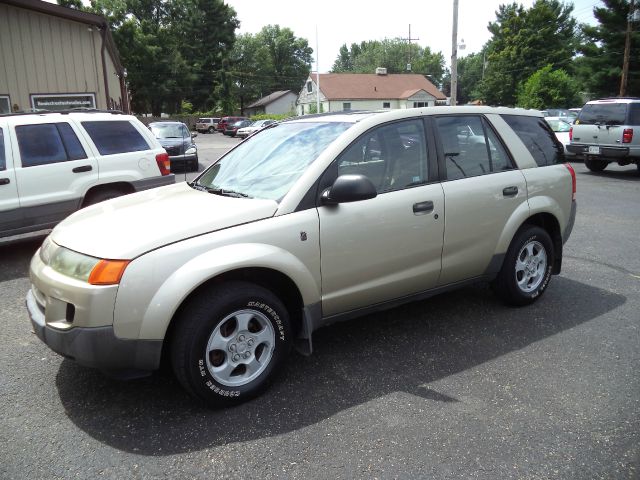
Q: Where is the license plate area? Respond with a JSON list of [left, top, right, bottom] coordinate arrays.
[[588, 146, 600, 155]]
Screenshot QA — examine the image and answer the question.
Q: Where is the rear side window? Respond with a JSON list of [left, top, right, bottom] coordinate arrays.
[[82, 121, 149, 155], [16, 123, 87, 167], [435, 115, 512, 180], [577, 103, 628, 125], [501, 115, 563, 167], [628, 104, 640, 125]]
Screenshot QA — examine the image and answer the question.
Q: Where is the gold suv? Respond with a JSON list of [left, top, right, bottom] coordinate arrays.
[[26, 107, 577, 407]]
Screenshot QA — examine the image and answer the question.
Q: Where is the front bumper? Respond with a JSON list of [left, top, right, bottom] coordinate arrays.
[[169, 153, 197, 165], [27, 289, 162, 372]]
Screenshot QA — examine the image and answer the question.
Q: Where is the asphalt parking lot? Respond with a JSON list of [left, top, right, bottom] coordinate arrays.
[[1, 146, 638, 479]]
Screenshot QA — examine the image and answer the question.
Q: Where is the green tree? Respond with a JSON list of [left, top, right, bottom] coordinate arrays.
[[59, 0, 238, 115], [516, 65, 581, 108], [575, 0, 639, 98], [330, 39, 446, 87], [479, 0, 578, 106], [456, 52, 485, 104]]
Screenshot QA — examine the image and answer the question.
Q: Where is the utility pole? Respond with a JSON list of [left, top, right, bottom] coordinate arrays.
[[402, 24, 420, 71], [620, 0, 635, 96], [451, 0, 459, 105]]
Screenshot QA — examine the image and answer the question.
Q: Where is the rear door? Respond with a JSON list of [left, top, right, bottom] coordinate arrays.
[[434, 114, 528, 285], [11, 119, 99, 228], [0, 124, 23, 235]]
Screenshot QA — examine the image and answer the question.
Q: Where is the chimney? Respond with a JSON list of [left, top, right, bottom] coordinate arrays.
[[375, 67, 387, 76]]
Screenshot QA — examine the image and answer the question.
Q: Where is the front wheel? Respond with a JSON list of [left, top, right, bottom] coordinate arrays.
[[207, 126, 214, 133], [170, 281, 292, 407], [492, 226, 554, 306]]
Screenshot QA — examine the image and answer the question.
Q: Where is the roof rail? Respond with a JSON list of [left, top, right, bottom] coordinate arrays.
[[0, 108, 125, 118]]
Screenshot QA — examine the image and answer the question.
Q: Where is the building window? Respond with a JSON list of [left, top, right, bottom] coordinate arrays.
[[306, 81, 313, 93], [31, 93, 96, 111], [343, 102, 351, 111], [413, 102, 427, 108], [383, 102, 391, 109], [0, 96, 10, 114]]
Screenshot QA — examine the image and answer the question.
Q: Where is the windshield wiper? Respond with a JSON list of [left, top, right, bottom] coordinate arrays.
[[208, 188, 252, 198], [188, 182, 251, 198]]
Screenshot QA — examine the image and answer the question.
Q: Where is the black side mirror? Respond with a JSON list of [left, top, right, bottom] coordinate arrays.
[[321, 174, 377, 205]]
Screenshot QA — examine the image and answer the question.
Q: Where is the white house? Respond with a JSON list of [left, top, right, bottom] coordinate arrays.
[[297, 68, 446, 115], [244, 90, 297, 117]]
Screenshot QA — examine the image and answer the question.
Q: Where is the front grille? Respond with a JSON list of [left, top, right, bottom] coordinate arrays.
[[164, 145, 182, 156]]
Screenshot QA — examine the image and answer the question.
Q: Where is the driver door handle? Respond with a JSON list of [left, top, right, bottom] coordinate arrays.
[[413, 201, 434, 215], [503, 186, 518, 197], [0, 178, 9, 185], [72, 165, 92, 173]]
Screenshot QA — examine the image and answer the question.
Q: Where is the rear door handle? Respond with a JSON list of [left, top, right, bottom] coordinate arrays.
[[413, 201, 434, 215], [503, 186, 518, 197], [0, 178, 9, 185], [72, 165, 92, 173]]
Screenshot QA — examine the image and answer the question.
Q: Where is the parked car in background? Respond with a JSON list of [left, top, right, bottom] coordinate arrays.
[[26, 107, 576, 407], [544, 116, 573, 156], [567, 98, 640, 172], [195, 117, 220, 134], [236, 119, 277, 139], [216, 116, 247, 133], [149, 121, 198, 172], [224, 119, 252, 137], [0, 110, 174, 239], [541, 108, 578, 124]]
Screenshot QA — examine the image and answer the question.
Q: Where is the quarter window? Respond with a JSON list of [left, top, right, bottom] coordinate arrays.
[[337, 119, 428, 193], [0, 129, 5, 170], [501, 115, 563, 167], [82, 121, 149, 155], [16, 123, 87, 167], [436, 115, 512, 180]]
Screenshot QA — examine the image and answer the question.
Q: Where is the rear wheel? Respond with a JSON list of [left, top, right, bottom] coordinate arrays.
[[492, 226, 554, 306], [207, 126, 214, 133], [584, 158, 607, 172], [170, 281, 292, 407]]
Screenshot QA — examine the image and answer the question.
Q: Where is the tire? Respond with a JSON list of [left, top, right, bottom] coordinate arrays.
[[207, 126, 214, 133], [83, 188, 123, 206], [170, 281, 292, 407], [584, 158, 607, 172], [492, 226, 554, 306]]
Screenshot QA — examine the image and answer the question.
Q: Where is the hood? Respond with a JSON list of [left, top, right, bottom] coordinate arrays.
[[51, 183, 279, 259], [157, 137, 190, 147]]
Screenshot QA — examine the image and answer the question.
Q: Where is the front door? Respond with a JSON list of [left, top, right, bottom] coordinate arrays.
[[318, 118, 445, 317]]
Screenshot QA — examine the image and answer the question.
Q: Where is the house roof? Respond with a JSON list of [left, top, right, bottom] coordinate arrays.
[[247, 90, 294, 109], [311, 73, 446, 101]]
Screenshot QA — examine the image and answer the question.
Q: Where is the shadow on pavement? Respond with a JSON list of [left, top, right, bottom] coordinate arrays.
[[581, 167, 639, 181], [0, 235, 46, 282], [55, 276, 625, 455]]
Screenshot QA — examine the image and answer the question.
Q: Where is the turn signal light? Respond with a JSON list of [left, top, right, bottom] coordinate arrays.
[[88, 259, 130, 285], [622, 128, 633, 144], [155, 152, 171, 176]]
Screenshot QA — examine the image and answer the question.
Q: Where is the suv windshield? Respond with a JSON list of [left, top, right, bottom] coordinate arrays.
[[578, 103, 628, 125], [194, 121, 350, 201], [150, 124, 186, 138]]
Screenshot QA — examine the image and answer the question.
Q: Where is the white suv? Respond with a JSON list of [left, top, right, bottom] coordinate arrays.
[[0, 110, 175, 238], [27, 107, 576, 407]]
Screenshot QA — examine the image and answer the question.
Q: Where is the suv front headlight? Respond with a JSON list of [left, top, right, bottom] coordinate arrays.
[[49, 247, 130, 285], [185, 146, 197, 155]]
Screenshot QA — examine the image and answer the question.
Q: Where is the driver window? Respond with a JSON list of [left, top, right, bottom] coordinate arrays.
[[336, 119, 428, 193]]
